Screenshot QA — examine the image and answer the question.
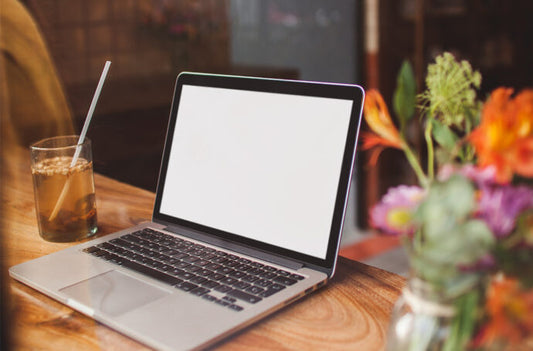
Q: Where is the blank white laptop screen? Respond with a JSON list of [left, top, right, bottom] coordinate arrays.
[[159, 85, 353, 259]]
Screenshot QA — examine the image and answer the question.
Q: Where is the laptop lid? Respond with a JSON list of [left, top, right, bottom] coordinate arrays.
[[152, 72, 364, 276]]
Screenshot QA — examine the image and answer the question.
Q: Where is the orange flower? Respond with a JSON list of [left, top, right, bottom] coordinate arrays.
[[362, 89, 404, 165], [470, 88, 533, 183], [474, 276, 533, 347]]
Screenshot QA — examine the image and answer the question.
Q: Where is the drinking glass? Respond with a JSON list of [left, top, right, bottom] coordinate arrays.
[[30, 135, 98, 242]]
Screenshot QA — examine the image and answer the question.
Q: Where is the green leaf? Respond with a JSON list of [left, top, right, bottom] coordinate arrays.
[[431, 119, 459, 152], [444, 289, 480, 351], [456, 220, 494, 264], [417, 220, 493, 269], [416, 175, 476, 239], [393, 60, 416, 126]]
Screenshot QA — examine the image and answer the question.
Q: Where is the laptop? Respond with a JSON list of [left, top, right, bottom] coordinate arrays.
[[10, 72, 364, 350]]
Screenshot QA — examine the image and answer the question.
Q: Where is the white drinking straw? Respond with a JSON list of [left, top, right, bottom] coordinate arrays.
[[69, 61, 112, 167], [48, 61, 111, 221]]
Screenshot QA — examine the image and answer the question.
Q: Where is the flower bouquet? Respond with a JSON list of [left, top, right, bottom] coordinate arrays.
[[363, 52, 533, 350]]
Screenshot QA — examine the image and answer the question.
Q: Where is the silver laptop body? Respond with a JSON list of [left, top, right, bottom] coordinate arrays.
[[10, 72, 364, 351]]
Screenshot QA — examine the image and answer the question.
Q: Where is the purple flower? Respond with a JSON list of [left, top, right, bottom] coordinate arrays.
[[438, 164, 497, 186], [478, 184, 533, 237], [370, 185, 425, 235]]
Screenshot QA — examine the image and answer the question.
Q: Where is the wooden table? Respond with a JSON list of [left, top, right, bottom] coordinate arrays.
[[1, 148, 405, 350]]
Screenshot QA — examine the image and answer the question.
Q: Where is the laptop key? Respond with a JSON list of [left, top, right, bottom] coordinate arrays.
[[190, 276, 208, 285], [277, 270, 291, 277], [205, 263, 222, 271], [219, 277, 238, 286], [212, 257, 229, 264], [263, 266, 278, 272], [185, 265, 202, 273], [218, 267, 234, 275], [121, 259, 183, 286], [245, 286, 265, 295], [122, 234, 142, 244], [254, 279, 273, 288], [197, 269, 213, 277], [183, 256, 201, 263], [175, 271, 195, 280], [195, 260, 210, 267], [99, 251, 115, 260], [273, 276, 298, 286], [160, 265, 173, 272], [126, 243, 144, 254], [225, 260, 239, 267], [90, 249, 107, 257], [235, 264, 251, 271], [144, 250, 159, 259], [109, 238, 137, 249], [190, 287, 210, 296], [210, 273, 225, 281], [83, 246, 100, 254], [148, 261, 164, 269], [228, 304, 244, 312], [222, 296, 237, 303], [247, 268, 264, 275], [139, 257, 155, 265], [174, 262, 191, 269], [168, 268, 185, 277], [160, 249, 179, 256], [147, 242, 162, 251], [130, 253, 145, 262], [203, 294, 217, 302], [259, 283, 286, 298], [227, 289, 262, 304], [161, 257, 180, 265], [260, 272, 277, 279], [171, 253, 189, 260], [214, 284, 233, 293], [228, 271, 246, 279], [110, 255, 126, 265], [175, 281, 198, 292], [241, 274, 260, 283], [233, 281, 251, 290], [215, 299, 230, 307], [97, 242, 114, 251], [201, 280, 220, 289]]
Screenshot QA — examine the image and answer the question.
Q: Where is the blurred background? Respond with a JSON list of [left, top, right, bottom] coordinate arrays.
[[3, 0, 533, 231]]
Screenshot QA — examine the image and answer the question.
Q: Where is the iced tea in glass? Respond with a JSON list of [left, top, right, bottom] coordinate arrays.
[[30, 135, 97, 242]]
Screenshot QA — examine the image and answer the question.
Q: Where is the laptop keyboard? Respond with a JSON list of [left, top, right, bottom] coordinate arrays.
[[83, 228, 305, 312]]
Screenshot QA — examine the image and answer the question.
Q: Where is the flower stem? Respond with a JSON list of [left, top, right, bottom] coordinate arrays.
[[425, 122, 435, 181], [402, 140, 429, 187]]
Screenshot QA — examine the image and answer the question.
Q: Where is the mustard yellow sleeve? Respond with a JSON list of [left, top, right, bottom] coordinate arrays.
[[0, 0, 74, 147]]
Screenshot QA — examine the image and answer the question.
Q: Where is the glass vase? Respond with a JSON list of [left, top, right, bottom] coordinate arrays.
[[385, 277, 456, 351]]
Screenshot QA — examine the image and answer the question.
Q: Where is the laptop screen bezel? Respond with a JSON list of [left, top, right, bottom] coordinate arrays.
[[152, 72, 364, 274]]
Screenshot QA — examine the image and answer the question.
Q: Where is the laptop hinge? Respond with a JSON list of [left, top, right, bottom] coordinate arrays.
[[163, 225, 304, 270]]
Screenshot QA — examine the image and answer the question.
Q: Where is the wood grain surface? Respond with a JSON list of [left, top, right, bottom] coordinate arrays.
[[2, 148, 404, 350]]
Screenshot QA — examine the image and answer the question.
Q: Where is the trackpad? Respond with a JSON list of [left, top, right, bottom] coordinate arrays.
[[60, 270, 170, 316]]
